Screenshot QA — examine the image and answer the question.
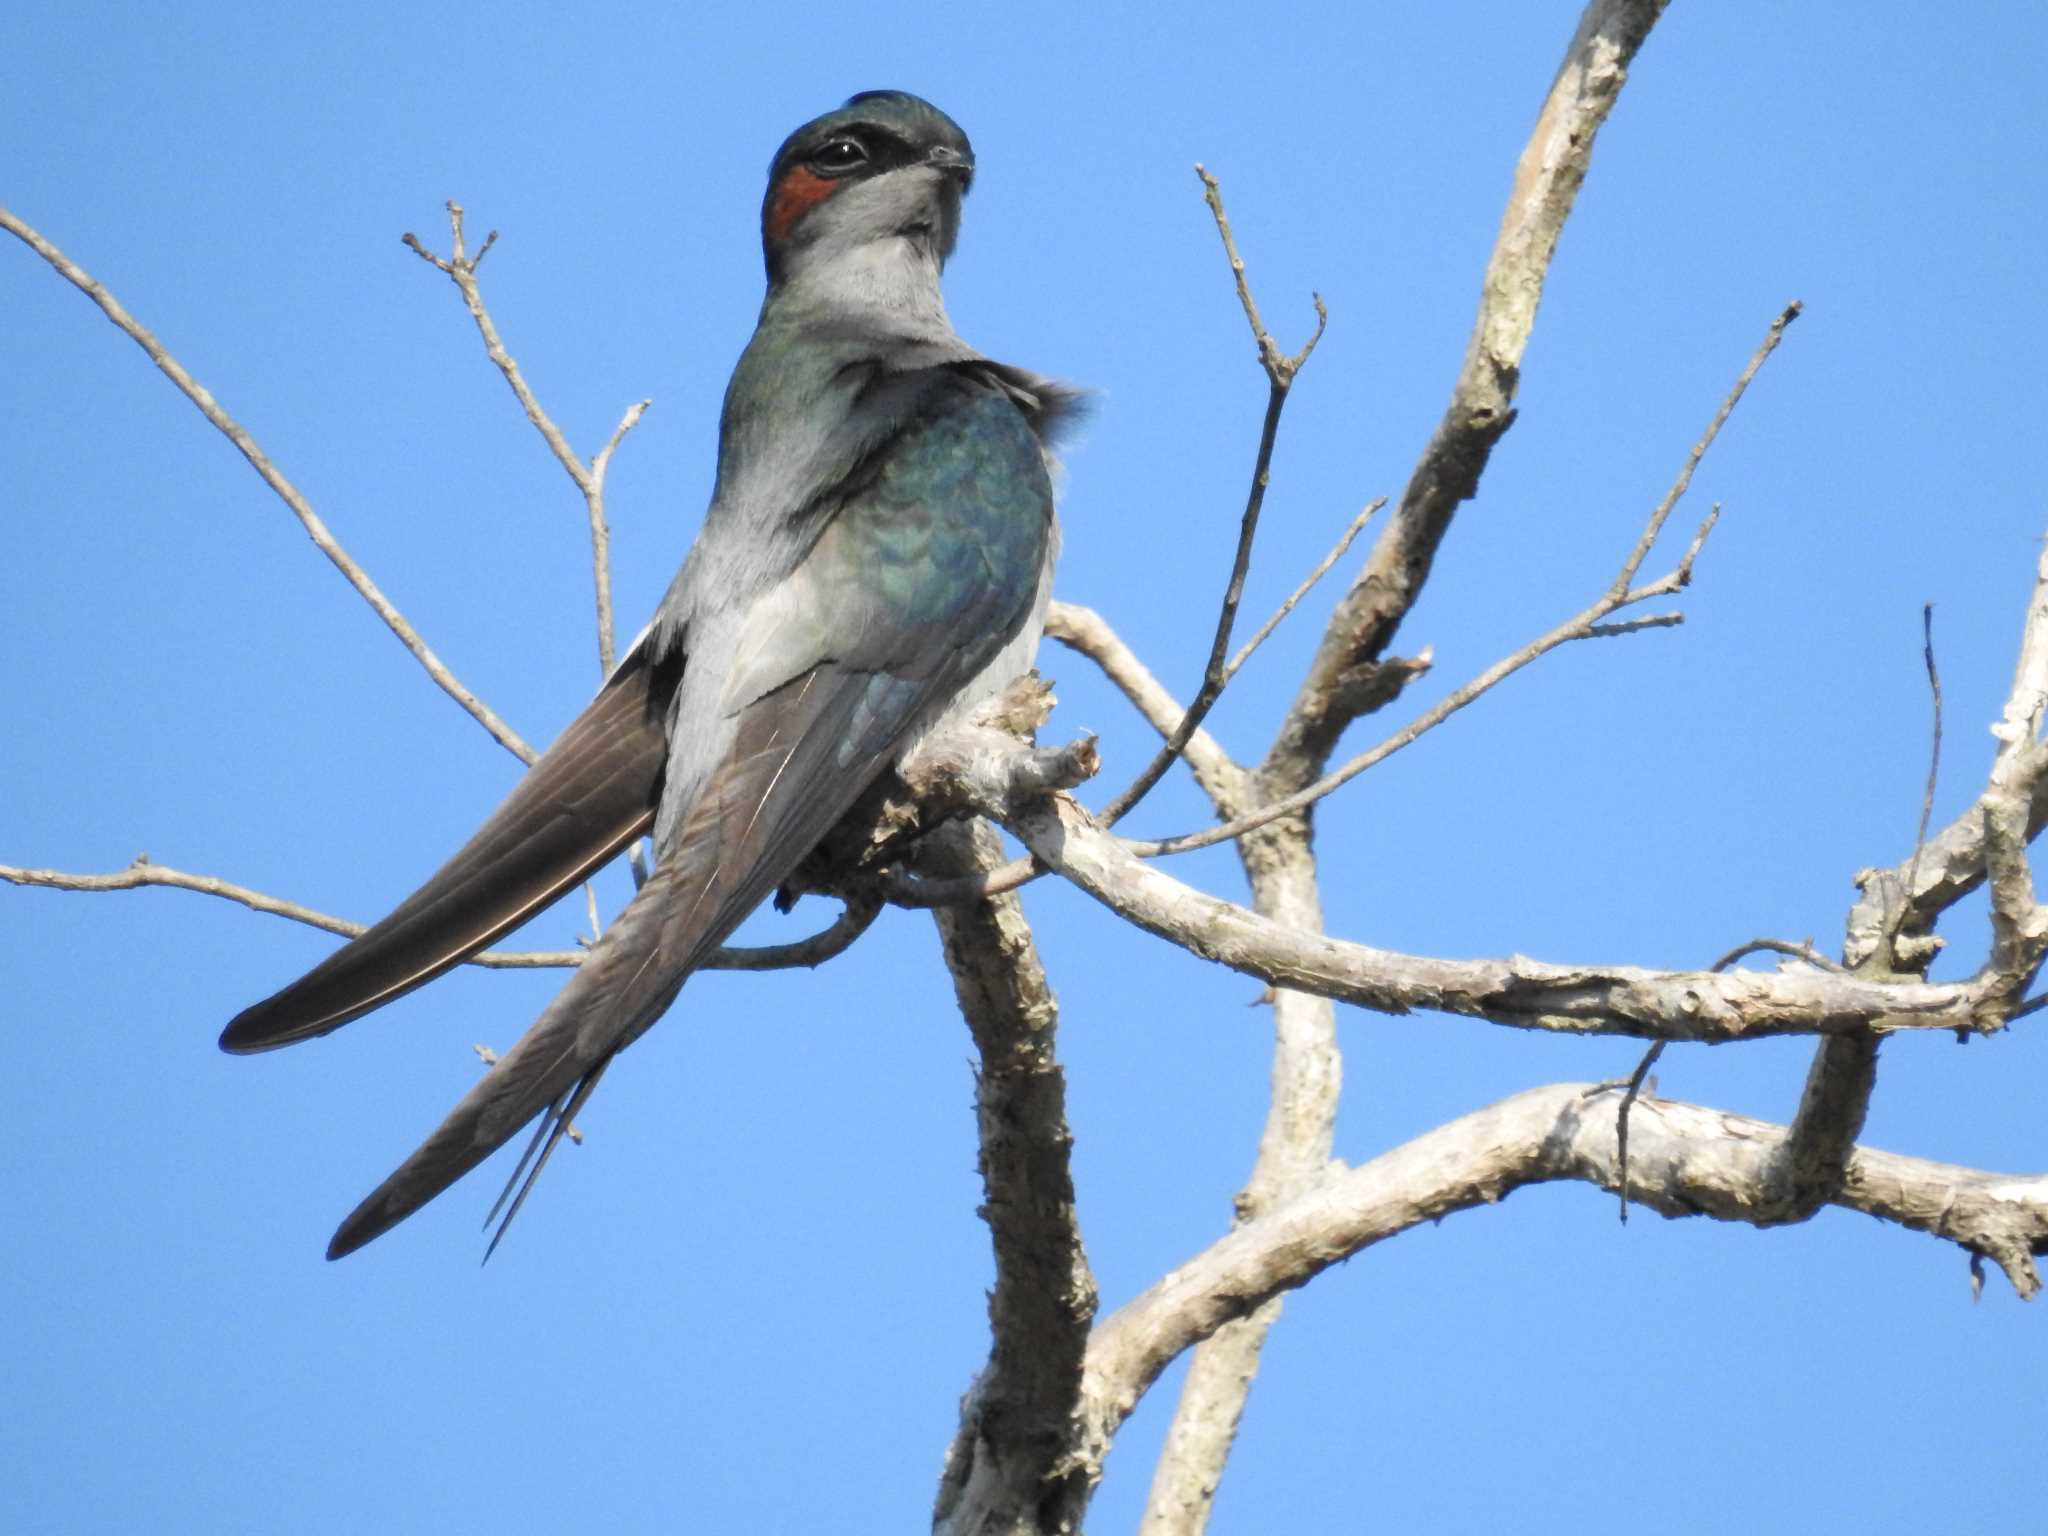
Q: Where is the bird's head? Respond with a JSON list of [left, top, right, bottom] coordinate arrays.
[[760, 91, 974, 289]]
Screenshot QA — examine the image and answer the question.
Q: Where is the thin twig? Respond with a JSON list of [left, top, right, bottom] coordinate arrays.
[[1092, 170, 1326, 831], [3, 203, 537, 765], [588, 400, 650, 675], [1260, 0, 1673, 794], [882, 854, 1034, 909], [1225, 500, 1384, 680], [1706, 938, 1847, 975], [1101, 373, 1277, 817], [1761, 608, 1947, 1209], [1130, 309, 1797, 863], [1608, 305, 1801, 599], [1583, 612, 1684, 639], [405, 204, 591, 501], [892, 544, 1695, 907], [1673, 502, 1723, 582], [0, 857, 572, 965], [405, 203, 650, 679], [1902, 602, 1943, 909], [1193, 165, 1328, 386], [1044, 603, 1253, 815], [0, 859, 879, 974], [891, 502, 1702, 907], [699, 889, 886, 972], [1611, 1040, 1665, 1223], [1127, 575, 1687, 861]]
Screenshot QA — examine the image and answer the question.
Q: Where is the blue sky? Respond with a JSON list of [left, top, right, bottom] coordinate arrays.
[[5, 3, 2045, 1531]]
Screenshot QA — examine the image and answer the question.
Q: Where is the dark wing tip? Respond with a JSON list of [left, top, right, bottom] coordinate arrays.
[[220, 981, 367, 1052], [219, 1001, 324, 1055], [327, 1190, 400, 1261]]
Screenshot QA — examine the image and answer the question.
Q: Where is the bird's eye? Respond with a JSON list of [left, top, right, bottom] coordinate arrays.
[[810, 137, 869, 174]]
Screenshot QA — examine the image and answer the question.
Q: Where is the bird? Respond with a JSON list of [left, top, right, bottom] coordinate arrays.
[[221, 90, 1080, 1261]]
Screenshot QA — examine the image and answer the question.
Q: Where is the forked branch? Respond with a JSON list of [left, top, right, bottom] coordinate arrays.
[[0, 203, 537, 764], [1077, 1079, 2048, 1476], [1265, 0, 1674, 791], [404, 201, 650, 677], [1092, 169, 1326, 831]]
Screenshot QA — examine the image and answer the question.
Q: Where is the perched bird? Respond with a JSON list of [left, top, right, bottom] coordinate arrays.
[[222, 91, 1079, 1260]]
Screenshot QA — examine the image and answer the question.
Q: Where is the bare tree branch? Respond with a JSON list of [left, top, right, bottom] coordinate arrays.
[[1093, 169, 1326, 831], [1128, 524, 1705, 862], [1, 202, 538, 765], [1763, 603, 1941, 1225], [1044, 602, 1252, 817], [402, 203, 585, 501], [0, 858, 879, 974], [1844, 739, 2048, 970], [997, 790, 2032, 1042], [1139, 803, 1340, 1534], [1992, 553, 2048, 762], [1844, 541, 2048, 982], [1768, 1030, 1880, 1218], [893, 296, 1793, 926], [1135, 296, 1792, 864], [404, 201, 650, 679], [888, 36, 1753, 946], [1079, 1080, 2048, 1467], [1706, 938, 1845, 975], [923, 824, 1096, 1536], [1979, 544, 2048, 998], [1606, 304, 1800, 599], [699, 890, 886, 973], [1903, 604, 1946, 908], [1264, 0, 1671, 792], [1606, 1038, 1665, 1222], [587, 398, 650, 675], [1225, 500, 1383, 681]]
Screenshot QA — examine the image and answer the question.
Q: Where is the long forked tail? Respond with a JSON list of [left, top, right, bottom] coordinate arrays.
[[478, 1058, 614, 1264], [324, 856, 693, 1260]]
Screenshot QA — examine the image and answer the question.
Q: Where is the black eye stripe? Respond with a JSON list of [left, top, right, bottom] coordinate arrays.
[[809, 137, 868, 174], [793, 124, 924, 180]]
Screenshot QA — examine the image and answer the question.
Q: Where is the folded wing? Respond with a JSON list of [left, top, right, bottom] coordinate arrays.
[[220, 640, 681, 1054]]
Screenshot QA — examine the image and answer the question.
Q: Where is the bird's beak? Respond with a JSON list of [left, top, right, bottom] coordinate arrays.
[[925, 145, 974, 191]]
